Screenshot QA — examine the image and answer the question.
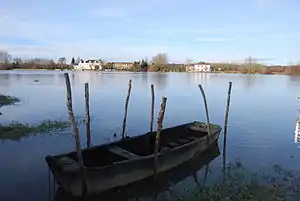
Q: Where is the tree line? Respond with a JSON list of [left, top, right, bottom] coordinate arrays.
[[0, 51, 72, 70], [1, 50, 299, 75]]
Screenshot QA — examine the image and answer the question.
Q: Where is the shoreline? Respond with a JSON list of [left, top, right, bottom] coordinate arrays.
[[0, 68, 296, 76]]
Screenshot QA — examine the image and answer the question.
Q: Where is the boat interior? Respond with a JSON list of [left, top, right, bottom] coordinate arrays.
[[55, 141, 220, 201], [65, 123, 211, 168]]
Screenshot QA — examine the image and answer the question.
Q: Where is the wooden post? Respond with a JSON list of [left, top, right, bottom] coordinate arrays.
[[85, 83, 91, 148], [198, 84, 211, 138], [122, 79, 132, 139], [150, 84, 155, 132], [64, 73, 87, 196], [223, 81, 232, 182], [154, 97, 167, 176]]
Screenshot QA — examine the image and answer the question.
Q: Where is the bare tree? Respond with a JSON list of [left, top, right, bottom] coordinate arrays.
[[75, 57, 81, 64], [0, 51, 12, 64], [152, 53, 168, 65], [13, 57, 23, 64], [185, 58, 193, 64], [58, 57, 67, 65]]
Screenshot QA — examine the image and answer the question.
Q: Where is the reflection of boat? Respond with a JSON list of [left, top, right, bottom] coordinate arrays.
[[46, 121, 221, 197], [295, 111, 300, 143], [54, 141, 220, 201]]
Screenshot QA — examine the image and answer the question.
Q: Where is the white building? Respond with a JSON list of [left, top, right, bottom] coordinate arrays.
[[185, 62, 211, 72], [73, 59, 102, 70], [194, 64, 211, 72]]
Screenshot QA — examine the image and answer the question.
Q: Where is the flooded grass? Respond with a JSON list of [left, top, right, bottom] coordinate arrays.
[[0, 120, 70, 141], [0, 94, 20, 107], [179, 160, 300, 201]]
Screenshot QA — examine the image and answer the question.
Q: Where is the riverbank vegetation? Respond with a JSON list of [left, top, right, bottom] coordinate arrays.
[[1, 50, 300, 76], [0, 120, 70, 141], [178, 160, 300, 201], [212, 62, 300, 76], [0, 94, 20, 108]]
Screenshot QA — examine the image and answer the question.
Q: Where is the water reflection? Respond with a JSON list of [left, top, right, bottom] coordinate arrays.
[[53, 142, 220, 201], [287, 76, 300, 88], [0, 74, 10, 86], [150, 73, 168, 91], [1, 71, 300, 201], [141, 72, 148, 84], [294, 111, 300, 143], [243, 75, 263, 90], [191, 73, 211, 85]]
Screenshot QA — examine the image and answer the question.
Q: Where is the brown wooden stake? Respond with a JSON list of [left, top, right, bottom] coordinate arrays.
[[122, 79, 132, 139], [150, 84, 155, 132], [85, 83, 91, 148], [198, 84, 211, 138], [223, 81, 232, 183], [64, 73, 87, 196], [154, 97, 167, 176]]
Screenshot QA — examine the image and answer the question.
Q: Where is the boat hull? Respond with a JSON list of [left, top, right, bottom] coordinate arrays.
[[46, 121, 221, 197]]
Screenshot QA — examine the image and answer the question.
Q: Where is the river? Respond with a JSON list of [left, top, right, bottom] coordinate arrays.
[[0, 70, 299, 201]]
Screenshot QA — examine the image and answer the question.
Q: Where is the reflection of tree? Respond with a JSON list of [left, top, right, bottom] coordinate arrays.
[[287, 76, 300, 88], [151, 73, 168, 90], [0, 74, 10, 86], [243, 75, 260, 90], [141, 72, 148, 84]]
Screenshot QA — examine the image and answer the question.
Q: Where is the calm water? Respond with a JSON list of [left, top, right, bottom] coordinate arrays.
[[0, 70, 300, 201]]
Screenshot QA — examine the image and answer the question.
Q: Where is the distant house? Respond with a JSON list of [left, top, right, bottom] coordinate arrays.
[[113, 62, 134, 70], [185, 62, 211, 72], [73, 59, 102, 70]]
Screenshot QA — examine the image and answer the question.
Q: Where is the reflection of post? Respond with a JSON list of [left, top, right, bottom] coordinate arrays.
[[223, 81, 232, 183], [85, 83, 91, 148], [64, 73, 87, 196], [203, 163, 209, 183], [154, 97, 167, 176], [295, 110, 300, 143], [122, 79, 132, 139]]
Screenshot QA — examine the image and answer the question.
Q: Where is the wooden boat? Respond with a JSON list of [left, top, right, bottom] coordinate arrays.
[[54, 141, 220, 201], [45, 121, 222, 197]]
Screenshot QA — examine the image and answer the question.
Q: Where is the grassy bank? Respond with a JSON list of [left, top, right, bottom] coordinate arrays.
[[0, 120, 70, 141], [0, 94, 20, 108], [179, 160, 300, 201], [212, 63, 300, 76]]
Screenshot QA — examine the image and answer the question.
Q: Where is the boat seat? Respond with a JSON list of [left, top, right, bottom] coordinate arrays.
[[186, 136, 198, 141], [107, 146, 139, 159], [166, 142, 180, 148], [176, 138, 190, 144], [161, 146, 171, 152]]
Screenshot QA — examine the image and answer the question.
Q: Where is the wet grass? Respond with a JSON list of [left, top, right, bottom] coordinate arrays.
[[178, 159, 300, 201], [0, 94, 20, 108], [0, 120, 70, 141]]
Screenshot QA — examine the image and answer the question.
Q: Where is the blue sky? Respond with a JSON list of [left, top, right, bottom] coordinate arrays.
[[0, 0, 299, 65]]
